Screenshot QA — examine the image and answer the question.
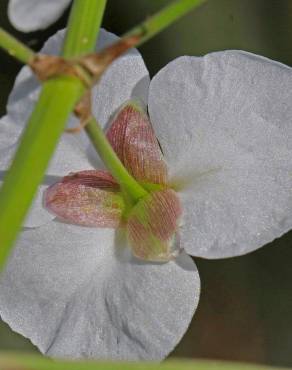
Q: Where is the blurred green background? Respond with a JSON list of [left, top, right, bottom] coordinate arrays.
[[1, 0, 292, 367]]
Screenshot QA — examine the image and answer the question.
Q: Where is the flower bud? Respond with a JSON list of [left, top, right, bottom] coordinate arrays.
[[127, 189, 183, 262]]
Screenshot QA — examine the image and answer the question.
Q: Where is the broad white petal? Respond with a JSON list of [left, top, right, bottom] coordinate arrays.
[[0, 115, 20, 149], [0, 222, 200, 360], [2, 28, 149, 227], [8, 0, 71, 32], [148, 51, 292, 258]]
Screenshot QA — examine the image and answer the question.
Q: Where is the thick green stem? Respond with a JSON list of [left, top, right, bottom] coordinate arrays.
[[124, 0, 206, 46], [63, 0, 107, 58], [0, 0, 107, 268], [0, 27, 35, 64], [85, 118, 147, 201], [0, 78, 83, 265]]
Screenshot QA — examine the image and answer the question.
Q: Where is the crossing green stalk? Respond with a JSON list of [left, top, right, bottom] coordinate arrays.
[[0, 27, 35, 63], [124, 0, 206, 46]]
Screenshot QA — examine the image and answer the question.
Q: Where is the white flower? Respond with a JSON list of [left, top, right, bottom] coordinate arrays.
[[1, 27, 292, 361], [0, 29, 199, 361]]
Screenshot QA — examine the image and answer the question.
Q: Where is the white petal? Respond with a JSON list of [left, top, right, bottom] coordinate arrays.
[[0, 115, 20, 149], [0, 222, 200, 360], [148, 51, 292, 258], [2, 28, 149, 227], [8, 0, 71, 32]]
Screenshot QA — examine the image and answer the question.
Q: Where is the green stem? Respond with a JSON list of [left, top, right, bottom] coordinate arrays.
[[124, 0, 206, 46], [0, 352, 284, 370], [0, 0, 107, 268], [85, 118, 147, 201], [63, 0, 107, 58], [0, 78, 83, 265], [0, 27, 35, 64]]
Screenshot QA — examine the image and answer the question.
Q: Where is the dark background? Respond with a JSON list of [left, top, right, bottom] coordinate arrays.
[[1, 0, 292, 367]]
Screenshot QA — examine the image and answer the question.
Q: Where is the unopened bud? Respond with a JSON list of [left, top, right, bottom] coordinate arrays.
[[127, 189, 183, 262]]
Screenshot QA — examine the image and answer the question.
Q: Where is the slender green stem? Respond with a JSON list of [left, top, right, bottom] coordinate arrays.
[[0, 0, 107, 268], [0, 27, 35, 64], [85, 118, 147, 201], [63, 0, 107, 58], [124, 0, 206, 46]]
